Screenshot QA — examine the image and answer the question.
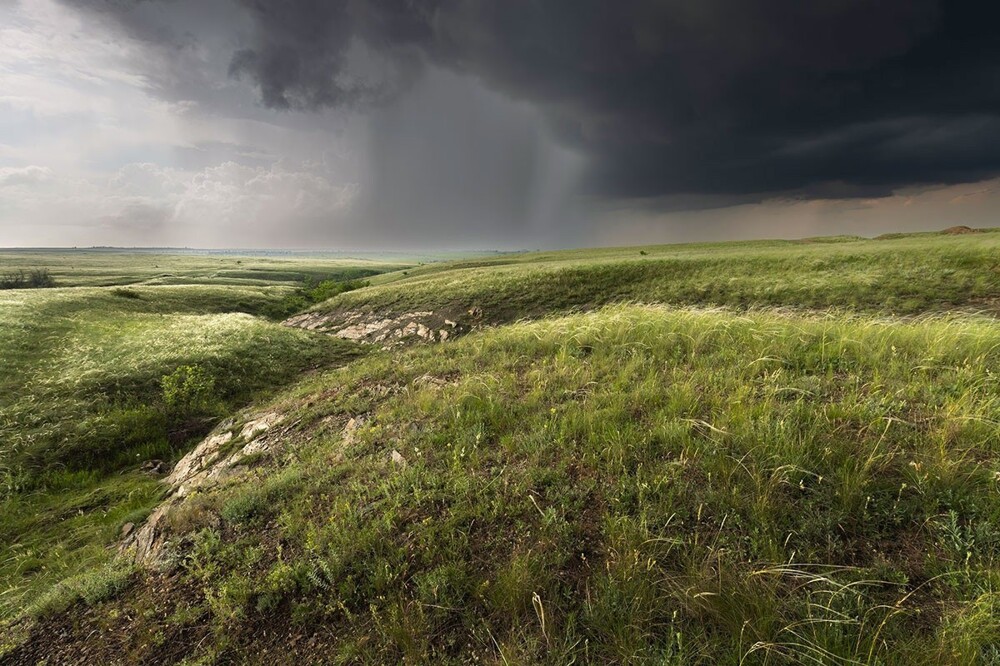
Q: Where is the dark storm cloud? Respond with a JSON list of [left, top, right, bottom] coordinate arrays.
[[59, 0, 1000, 202], [218, 0, 1000, 199]]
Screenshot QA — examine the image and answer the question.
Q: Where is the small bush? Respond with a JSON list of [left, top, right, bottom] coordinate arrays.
[[162, 365, 216, 415], [0, 268, 54, 289], [0, 270, 25, 289], [111, 287, 141, 299], [28, 268, 54, 288]]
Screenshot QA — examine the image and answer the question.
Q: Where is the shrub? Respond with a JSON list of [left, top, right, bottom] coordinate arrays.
[[162, 364, 216, 415], [0, 268, 54, 289], [28, 268, 54, 288], [0, 270, 25, 289], [111, 287, 141, 299]]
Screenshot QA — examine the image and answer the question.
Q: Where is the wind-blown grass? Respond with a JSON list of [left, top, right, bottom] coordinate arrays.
[[0, 284, 361, 622], [20, 304, 1000, 664], [315, 231, 1000, 322], [5, 235, 1000, 664]]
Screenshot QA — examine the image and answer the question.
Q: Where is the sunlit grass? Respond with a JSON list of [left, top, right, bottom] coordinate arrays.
[[48, 304, 1000, 663], [5, 234, 1000, 663], [0, 283, 362, 622], [323, 230, 1000, 321]]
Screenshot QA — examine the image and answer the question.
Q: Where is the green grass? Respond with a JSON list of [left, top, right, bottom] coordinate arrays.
[[11, 304, 999, 664], [0, 277, 375, 623], [314, 230, 1000, 323], [0, 248, 416, 288], [5, 234, 1000, 664]]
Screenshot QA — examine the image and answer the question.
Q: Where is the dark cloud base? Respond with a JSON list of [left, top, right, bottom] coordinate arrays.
[[64, 0, 1000, 203]]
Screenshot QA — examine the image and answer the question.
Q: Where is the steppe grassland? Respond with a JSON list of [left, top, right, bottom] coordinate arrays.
[[0, 249, 412, 287], [64, 303, 1000, 664], [0, 282, 361, 619], [4, 234, 1000, 663], [337, 232, 1000, 320]]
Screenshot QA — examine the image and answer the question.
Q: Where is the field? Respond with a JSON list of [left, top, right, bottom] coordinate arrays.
[[3, 232, 1000, 664], [0, 250, 419, 626], [0, 249, 415, 288]]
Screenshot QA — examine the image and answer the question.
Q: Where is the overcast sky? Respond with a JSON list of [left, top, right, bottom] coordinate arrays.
[[1, 0, 998, 249]]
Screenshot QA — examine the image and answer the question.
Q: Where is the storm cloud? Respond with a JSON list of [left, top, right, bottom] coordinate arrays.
[[215, 0, 1000, 200], [7, 0, 1000, 247]]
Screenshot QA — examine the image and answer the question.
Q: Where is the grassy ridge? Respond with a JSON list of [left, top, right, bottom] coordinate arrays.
[[16, 305, 1000, 664], [317, 231, 1000, 322]]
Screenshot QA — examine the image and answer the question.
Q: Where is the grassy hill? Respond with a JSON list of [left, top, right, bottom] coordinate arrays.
[[0, 269, 382, 627], [312, 231, 1000, 326], [4, 231, 1000, 664]]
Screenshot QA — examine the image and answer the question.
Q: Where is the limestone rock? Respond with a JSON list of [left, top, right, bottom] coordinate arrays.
[[283, 308, 468, 346], [120, 411, 285, 568]]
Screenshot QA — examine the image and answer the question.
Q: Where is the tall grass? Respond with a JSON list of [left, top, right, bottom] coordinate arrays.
[[29, 304, 1000, 663], [316, 231, 1000, 322], [0, 284, 360, 621]]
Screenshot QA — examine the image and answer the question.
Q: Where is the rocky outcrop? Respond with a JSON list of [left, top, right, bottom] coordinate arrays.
[[119, 412, 284, 567], [283, 309, 467, 346]]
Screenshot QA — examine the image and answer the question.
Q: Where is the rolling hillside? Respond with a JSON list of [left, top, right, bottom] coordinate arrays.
[[4, 231, 1000, 664]]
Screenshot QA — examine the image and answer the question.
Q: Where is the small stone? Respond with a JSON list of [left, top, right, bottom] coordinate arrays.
[[343, 417, 363, 445], [121, 522, 135, 538], [391, 450, 407, 467]]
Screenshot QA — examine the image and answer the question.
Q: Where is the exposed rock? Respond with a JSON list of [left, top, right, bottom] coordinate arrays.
[[165, 431, 233, 497], [391, 450, 407, 467], [140, 459, 169, 475], [240, 414, 277, 440], [283, 309, 471, 346], [122, 503, 172, 567], [413, 373, 454, 388], [121, 522, 135, 538], [342, 416, 364, 446], [120, 411, 284, 567]]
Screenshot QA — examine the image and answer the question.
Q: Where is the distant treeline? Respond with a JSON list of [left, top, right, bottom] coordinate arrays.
[[0, 268, 55, 290]]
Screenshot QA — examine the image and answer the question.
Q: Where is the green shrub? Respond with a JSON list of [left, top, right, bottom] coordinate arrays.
[[162, 364, 216, 415], [0, 268, 54, 290], [110, 287, 141, 299]]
